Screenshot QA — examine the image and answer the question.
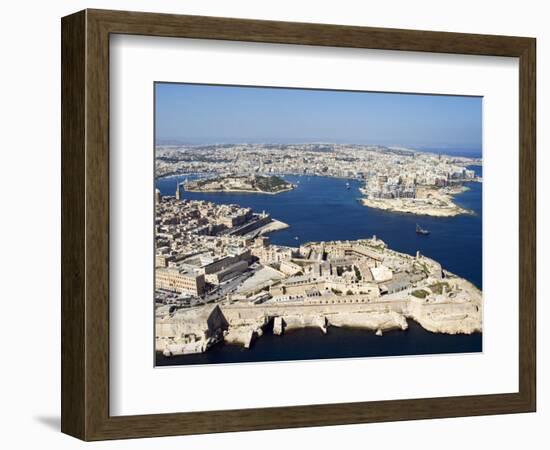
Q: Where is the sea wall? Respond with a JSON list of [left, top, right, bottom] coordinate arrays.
[[220, 300, 408, 322], [218, 301, 411, 339], [156, 293, 481, 356]]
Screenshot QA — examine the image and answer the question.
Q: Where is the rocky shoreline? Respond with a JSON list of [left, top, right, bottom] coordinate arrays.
[[360, 198, 472, 217], [157, 273, 482, 357], [155, 234, 482, 358], [360, 184, 475, 217]]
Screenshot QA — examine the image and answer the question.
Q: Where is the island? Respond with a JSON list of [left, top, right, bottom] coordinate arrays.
[[154, 192, 482, 357], [184, 174, 295, 194]]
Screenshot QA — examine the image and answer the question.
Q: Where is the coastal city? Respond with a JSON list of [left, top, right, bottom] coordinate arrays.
[[156, 143, 481, 216], [154, 143, 483, 358]]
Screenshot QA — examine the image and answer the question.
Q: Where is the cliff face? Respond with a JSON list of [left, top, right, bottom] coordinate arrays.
[[156, 269, 482, 355], [280, 314, 328, 334]]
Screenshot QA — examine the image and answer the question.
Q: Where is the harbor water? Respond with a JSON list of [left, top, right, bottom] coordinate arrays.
[[155, 166, 482, 365]]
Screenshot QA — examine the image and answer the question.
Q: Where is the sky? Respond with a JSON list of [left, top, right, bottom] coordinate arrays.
[[155, 82, 482, 152]]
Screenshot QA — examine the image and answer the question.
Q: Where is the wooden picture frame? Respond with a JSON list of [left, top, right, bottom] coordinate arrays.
[[61, 9, 536, 441]]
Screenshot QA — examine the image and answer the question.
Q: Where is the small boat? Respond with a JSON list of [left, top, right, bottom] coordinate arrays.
[[294, 236, 299, 240], [416, 224, 430, 235], [345, 182, 350, 190]]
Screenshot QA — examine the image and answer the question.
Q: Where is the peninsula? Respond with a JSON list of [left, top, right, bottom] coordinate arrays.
[[154, 191, 482, 357], [184, 174, 294, 194], [360, 184, 474, 217]]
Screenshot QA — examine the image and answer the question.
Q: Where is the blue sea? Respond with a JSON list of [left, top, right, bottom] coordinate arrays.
[[155, 166, 482, 365]]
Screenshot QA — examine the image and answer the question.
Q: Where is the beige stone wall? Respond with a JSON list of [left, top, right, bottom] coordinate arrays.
[[220, 300, 409, 322]]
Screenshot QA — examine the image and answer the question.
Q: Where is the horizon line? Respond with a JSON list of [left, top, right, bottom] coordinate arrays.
[[154, 140, 482, 152]]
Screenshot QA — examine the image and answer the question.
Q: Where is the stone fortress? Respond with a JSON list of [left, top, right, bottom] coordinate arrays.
[[155, 188, 482, 356], [154, 143, 482, 357]]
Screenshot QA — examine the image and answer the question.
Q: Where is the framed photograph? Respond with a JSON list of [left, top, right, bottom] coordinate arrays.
[[61, 9, 536, 440]]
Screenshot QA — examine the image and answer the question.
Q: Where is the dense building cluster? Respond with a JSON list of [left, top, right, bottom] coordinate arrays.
[[155, 193, 279, 302], [155, 191, 465, 310], [361, 154, 476, 200], [155, 143, 479, 188], [242, 238, 444, 305]]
